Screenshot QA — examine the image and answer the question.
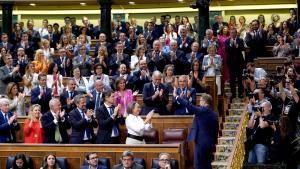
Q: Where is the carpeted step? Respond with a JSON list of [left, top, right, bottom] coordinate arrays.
[[212, 161, 227, 169], [222, 130, 237, 137], [223, 122, 240, 130], [216, 145, 234, 153], [218, 137, 236, 145], [225, 116, 241, 123], [228, 109, 244, 116]]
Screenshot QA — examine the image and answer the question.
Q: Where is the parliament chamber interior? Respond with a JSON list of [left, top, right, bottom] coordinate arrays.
[[0, 0, 300, 168]]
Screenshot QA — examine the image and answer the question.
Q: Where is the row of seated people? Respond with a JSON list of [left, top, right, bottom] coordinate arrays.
[[7, 151, 178, 169]]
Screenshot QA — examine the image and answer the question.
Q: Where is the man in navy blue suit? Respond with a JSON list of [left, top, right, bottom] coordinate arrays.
[[41, 98, 71, 143], [109, 42, 130, 76], [69, 94, 98, 144], [60, 78, 79, 114], [96, 89, 125, 144], [53, 48, 72, 77], [174, 93, 218, 169], [31, 73, 52, 114], [173, 75, 196, 115], [0, 98, 20, 143], [142, 71, 169, 115]]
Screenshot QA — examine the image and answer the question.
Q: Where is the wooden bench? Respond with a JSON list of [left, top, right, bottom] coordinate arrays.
[[254, 57, 300, 74], [0, 144, 183, 169]]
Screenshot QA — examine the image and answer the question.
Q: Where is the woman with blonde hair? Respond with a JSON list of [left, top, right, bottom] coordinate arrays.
[[23, 104, 44, 143], [22, 62, 39, 95], [32, 49, 50, 74], [41, 39, 54, 60], [94, 46, 109, 74], [130, 45, 147, 72], [5, 82, 25, 116]]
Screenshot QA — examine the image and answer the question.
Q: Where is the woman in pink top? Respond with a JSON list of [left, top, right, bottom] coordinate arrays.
[[217, 26, 230, 82], [23, 104, 44, 143], [114, 77, 138, 117]]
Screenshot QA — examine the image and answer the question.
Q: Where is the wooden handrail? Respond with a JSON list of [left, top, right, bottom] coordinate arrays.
[[226, 103, 249, 169]]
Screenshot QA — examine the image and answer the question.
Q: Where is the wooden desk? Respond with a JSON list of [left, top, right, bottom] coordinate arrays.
[[0, 144, 183, 169], [254, 57, 300, 74], [15, 116, 193, 168]]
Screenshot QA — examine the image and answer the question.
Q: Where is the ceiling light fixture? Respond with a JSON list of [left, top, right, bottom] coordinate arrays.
[[177, 0, 184, 2], [80, 2, 87, 6], [29, 3, 36, 6], [128, 1, 135, 5]]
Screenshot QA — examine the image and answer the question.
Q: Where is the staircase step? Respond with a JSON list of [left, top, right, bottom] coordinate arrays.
[[223, 123, 240, 130], [225, 116, 241, 123], [228, 109, 244, 116], [232, 98, 245, 103], [230, 103, 245, 109], [212, 161, 227, 169], [214, 152, 231, 162], [222, 130, 237, 137], [216, 145, 234, 153], [218, 137, 235, 145]]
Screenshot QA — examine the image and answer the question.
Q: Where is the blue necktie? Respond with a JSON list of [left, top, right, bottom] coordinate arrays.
[[109, 107, 119, 137], [81, 111, 91, 140]]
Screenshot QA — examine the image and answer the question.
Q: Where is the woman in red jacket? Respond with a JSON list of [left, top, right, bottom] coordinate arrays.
[[23, 104, 44, 143]]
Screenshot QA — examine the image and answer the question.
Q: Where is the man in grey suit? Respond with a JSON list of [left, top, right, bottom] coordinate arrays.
[[0, 54, 22, 94], [112, 150, 144, 169]]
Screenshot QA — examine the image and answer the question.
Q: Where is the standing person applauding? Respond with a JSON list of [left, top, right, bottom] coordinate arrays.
[[24, 104, 44, 143], [125, 102, 153, 144]]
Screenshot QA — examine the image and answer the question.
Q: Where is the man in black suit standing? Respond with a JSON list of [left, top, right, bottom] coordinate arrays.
[[245, 19, 267, 62], [225, 28, 245, 98], [146, 40, 169, 73], [60, 78, 79, 115], [141, 71, 169, 115], [53, 47, 72, 77], [31, 73, 52, 114], [131, 60, 151, 93], [0, 98, 20, 143], [69, 94, 98, 144], [0, 54, 22, 94], [41, 98, 71, 143], [96, 89, 125, 144], [109, 42, 130, 76], [212, 15, 228, 36], [168, 40, 188, 75], [0, 33, 14, 52], [15, 32, 36, 61]]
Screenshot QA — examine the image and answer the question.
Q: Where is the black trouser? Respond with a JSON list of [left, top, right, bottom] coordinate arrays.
[[229, 67, 244, 97]]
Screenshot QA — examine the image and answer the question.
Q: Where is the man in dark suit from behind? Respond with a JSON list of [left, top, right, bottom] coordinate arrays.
[[174, 93, 218, 169], [69, 94, 98, 144], [41, 98, 71, 143], [96, 89, 125, 144], [81, 152, 107, 169], [112, 150, 144, 169], [60, 78, 79, 115], [0, 98, 20, 143], [31, 73, 52, 114], [141, 70, 169, 115], [0, 53, 22, 94], [225, 28, 245, 99], [0, 33, 14, 52]]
